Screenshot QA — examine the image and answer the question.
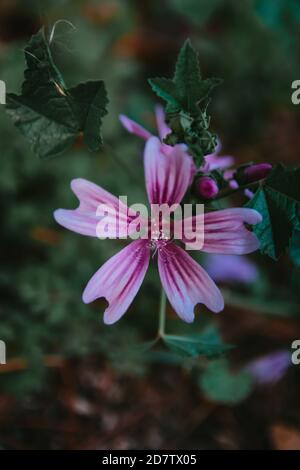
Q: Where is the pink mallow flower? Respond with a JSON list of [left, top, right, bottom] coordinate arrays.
[[54, 137, 262, 325], [120, 106, 234, 173]]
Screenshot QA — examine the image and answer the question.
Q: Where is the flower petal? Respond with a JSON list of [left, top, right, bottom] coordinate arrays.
[[144, 136, 193, 205], [158, 242, 224, 323], [203, 208, 262, 254], [119, 114, 152, 140], [155, 105, 171, 141], [245, 350, 290, 385], [204, 153, 234, 171], [54, 178, 136, 238], [203, 254, 259, 284], [54, 209, 101, 237], [181, 208, 262, 254], [83, 240, 150, 324]]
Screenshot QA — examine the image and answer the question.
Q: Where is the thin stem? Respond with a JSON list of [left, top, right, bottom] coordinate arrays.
[[158, 288, 167, 338], [213, 181, 260, 201]]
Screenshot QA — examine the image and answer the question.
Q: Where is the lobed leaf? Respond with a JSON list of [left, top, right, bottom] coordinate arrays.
[[163, 326, 234, 358], [199, 358, 254, 405], [247, 164, 300, 259], [148, 39, 221, 166], [6, 27, 108, 159]]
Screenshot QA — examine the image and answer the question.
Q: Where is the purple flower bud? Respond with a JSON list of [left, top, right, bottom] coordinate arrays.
[[245, 350, 290, 385], [204, 254, 259, 284], [196, 176, 219, 199], [244, 163, 272, 183]]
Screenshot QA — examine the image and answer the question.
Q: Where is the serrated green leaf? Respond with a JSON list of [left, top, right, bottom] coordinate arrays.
[[197, 77, 223, 103], [6, 89, 79, 159], [290, 231, 300, 267], [148, 39, 221, 166], [247, 164, 300, 259], [6, 27, 108, 159], [148, 78, 180, 110], [68, 81, 108, 151], [21, 28, 66, 93], [163, 327, 234, 358], [174, 39, 202, 113], [199, 359, 254, 405]]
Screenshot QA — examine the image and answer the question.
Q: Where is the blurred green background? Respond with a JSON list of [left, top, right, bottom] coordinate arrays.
[[0, 0, 300, 450]]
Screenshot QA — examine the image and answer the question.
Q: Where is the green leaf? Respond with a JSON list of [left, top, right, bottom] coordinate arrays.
[[150, 39, 221, 115], [163, 326, 234, 358], [290, 231, 300, 267], [173, 39, 221, 112], [148, 39, 221, 166], [6, 93, 77, 159], [247, 164, 300, 259], [20, 26, 66, 94], [174, 38, 202, 113], [68, 81, 108, 151], [199, 359, 254, 405], [148, 78, 180, 110], [6, 27, 108, 159]]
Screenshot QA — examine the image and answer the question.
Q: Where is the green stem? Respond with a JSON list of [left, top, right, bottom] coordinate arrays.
[[158, 288, 167, 338], [213, 181, 259, 201]]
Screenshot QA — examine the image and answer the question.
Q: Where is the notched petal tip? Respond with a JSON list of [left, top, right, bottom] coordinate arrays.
[[82, 240, 150, 325], [82, 291, 117, 325], [103, 311, 118, 325], [70, 177, 85, 192], [182, 313, 195, 324], [182, 291, 224, 322], [53, 208, 67, 225], [82, 289, 92, 304], [211, 296, 225, 313], [245, 208, 263, 225]]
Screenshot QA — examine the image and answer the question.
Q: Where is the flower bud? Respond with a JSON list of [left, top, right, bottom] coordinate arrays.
[[196, 176, 219, 199], [244, 163, 272, 183]]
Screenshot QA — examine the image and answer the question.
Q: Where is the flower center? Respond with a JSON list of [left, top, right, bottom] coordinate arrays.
[[148, 219, 172, 254], [150, 218, 171, 241]]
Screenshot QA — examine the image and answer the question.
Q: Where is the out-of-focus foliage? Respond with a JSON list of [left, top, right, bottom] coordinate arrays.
[[255, 0, 300, 30], [168, 0, 224, 27], [199, 358, 254, 405], [290, 231, 300, 267]]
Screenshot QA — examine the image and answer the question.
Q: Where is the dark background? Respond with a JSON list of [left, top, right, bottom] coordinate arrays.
[[0, 0, 300, 450]]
